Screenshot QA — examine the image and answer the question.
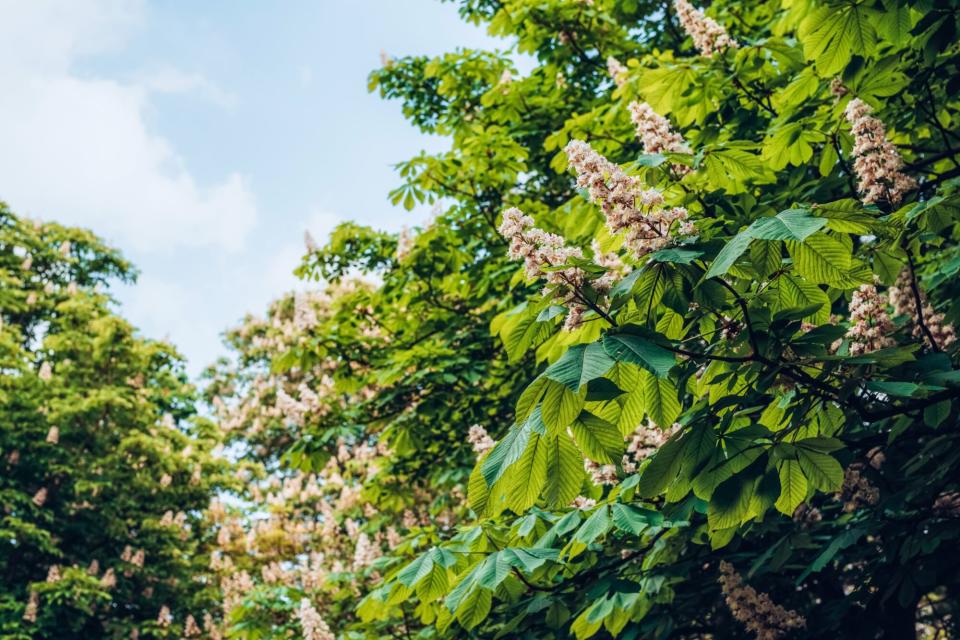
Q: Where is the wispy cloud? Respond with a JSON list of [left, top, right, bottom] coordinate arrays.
[[0, 0, 256, 253]]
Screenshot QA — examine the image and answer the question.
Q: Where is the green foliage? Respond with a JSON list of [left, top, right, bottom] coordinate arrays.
[[335, 0, 960, 637], [0, 204, 233, 639]]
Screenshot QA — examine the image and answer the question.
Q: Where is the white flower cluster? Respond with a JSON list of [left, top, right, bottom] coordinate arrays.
[[499, 208, 584, 286], [396, 226, 415, 262], [298, 599, 335, 640], [673, 0, 738, 57], [628, 101, 691, 175], [606, 56, 628, 87], [844, 282, 896, 356], [565, 140, 691, 260], [844, 98, 916, 206], [498, 207, 595, 330], [467, 424, 496, 456]]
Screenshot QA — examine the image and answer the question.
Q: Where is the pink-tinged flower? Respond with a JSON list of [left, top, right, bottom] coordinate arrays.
[[23, 591, 39, 622], [628, 101, 691, 162], [298, 599, 335, 640], [396, 226, 414, 261], [888, 269, 956, 350], [584, 459, 619, 485], [718, 561, 806, 638], [498, 208, 585, 287], [844, 282, 895, 356], [38, 362, 53, 382], [844, 98, 916, 206], [156, 605, 172, 628], [564, 140, 689, 260], [304, 230, 317, 252], [467, 424, 496, 456], [591, 240, 632, 294], [571, 495, 596, 510], [183, 614, 202, 637], [32, 488, 48, 507], [100, 568, 117, 588], [606, 56, 628, 87], [673, 0, 738, 57], [45, 426, 59, 444]]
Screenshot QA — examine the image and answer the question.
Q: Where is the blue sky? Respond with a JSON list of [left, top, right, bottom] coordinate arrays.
[[0, 0, 509, 374]]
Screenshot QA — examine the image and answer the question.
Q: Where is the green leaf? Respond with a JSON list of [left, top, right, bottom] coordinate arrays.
[[468, 453, 490, 513], [749, 210, 827, 241], [482, 409, 541, 485], [800, 4, 876, 76], [708, 472, 756, 530], [637, 435, 684, 497], [541, 381, 585, 434], [515, 376, 548, 423], [775, 459, 807, 515], [787, 235, 866, 287], [602, 332, 676, 378], [797, 449, 844, 492], [702, 146, 773, 194], [544, 343, 615, 391], [455, 585, 492, 630], [864, 381, 921, 397], [641, 370, 681, 427], [649, 248, 704, 264], [507, 433, 548, 512], [573, 505, 612, 544], [704, 231, 753, 279], [544, 434, 584, 508], [611, 503, 663, 535], [571, 411, 623, 464]]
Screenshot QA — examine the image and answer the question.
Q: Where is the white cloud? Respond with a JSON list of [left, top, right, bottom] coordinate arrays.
[[137, 67, 238, 109], [0, 0, 256, 253]]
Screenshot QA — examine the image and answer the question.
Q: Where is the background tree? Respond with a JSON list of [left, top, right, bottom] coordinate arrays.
[[0, 204, 233, 640]]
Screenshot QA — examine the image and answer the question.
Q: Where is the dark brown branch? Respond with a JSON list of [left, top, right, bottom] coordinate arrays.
[[903, 244, 941, 353]]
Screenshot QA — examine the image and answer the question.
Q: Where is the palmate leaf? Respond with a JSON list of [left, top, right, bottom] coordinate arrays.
[[704, 231, 753, 279], [800, 3, 876, 76], [638, 434, 684, 498], [762, 273, 830, 323], [468, 452, 490, 513], [455, 586, 492, 630], [611, 503, 663, 536], [701, 146, 774, 195], [796, 449, 844, 492], [749, 209, 827, 241], [707, 470, 759, 530], [762, 122, 826, 171]]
